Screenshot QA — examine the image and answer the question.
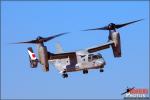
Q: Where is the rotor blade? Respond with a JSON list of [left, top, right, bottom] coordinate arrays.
[[11, 39, 38, 44], [83, 26, 108, 31], [121, 91, 127, 95], [43, 32, 69, 42], [115, 19, 143, 29], [11, 32, 69, 44]]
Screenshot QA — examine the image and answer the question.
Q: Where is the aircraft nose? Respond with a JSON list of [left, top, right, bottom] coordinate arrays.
[[95, 59, 105, 66]]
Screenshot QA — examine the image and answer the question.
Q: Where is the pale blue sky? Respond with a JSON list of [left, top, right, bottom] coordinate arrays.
[[1, 1, 149, 99]]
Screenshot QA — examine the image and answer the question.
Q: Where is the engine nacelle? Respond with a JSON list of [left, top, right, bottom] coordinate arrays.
[[110, 32, 121, 57], [111, 43, 121, 57], [38, 46, 49, 72], [28, 47, 38, 68]]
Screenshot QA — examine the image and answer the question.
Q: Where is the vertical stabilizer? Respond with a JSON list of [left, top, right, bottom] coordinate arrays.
[[55, 42, 64, 53]]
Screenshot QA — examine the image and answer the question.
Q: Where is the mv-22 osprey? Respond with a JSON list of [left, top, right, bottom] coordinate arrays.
[[14, 19, 142, 78]]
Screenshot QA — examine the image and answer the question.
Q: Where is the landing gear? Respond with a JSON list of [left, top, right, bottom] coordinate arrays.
[[100, 69, 104, 72], [83, 69, 88, 74], [99, 65, 104, 72], [62, 73, 68, 78]]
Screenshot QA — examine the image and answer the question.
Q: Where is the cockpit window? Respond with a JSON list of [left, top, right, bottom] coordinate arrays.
[[98, 53, 102, 58], [88, 54, 93, 62], [88, 54, 101, 61], [92, 55, 97, 59]]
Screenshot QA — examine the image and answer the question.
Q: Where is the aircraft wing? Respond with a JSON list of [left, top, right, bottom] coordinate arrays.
[[48, 52, 77, 66], [87, 41, 114, 53], [48, 41, 114, 61], [48, 52, 76, 59]]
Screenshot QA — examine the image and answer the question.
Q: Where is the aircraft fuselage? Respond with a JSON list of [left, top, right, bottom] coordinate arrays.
[[49, 52, 105, 73]]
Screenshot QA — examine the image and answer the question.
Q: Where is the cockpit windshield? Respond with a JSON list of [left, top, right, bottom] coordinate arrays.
[[97, 53, 102, 58], [92, 55, 99, 59], [88, 54, 102, 61]]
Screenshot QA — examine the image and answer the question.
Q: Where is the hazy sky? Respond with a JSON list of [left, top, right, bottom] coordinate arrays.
[[1, 1, 149, 99]]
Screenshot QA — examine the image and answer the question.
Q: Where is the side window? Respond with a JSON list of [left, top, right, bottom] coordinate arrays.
[[88, 55, 92, 62], [93, 55, 99, 60], [66, 58, 70, 65], [98, 53, 102, 58], [83, 59, 85, 61]]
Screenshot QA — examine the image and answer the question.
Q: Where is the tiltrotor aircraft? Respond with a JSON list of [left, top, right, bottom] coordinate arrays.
[[14, 19, 142, 78]]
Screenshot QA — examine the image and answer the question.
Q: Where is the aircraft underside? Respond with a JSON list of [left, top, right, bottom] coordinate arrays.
[[54, 59, 105, 78]]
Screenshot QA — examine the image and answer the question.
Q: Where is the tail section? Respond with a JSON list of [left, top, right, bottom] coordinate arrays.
[[28, 47, 38, 68]]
